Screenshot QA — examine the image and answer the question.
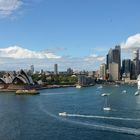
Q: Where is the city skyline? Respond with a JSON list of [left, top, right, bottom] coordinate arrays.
[[0, 0, 140, 71]]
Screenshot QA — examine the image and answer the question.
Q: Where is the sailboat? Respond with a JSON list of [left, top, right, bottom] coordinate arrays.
[[103, 94, 111, 111]]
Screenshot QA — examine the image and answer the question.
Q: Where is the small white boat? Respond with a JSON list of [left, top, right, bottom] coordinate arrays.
[[98, 85, 103, 89], [135, 91, 140, 96], [103, 107, 111, 111], [101, 93, 110, 96], [122, 90, 127, 93], [76, 85, 82, 88], [59, 112, 67, 116]]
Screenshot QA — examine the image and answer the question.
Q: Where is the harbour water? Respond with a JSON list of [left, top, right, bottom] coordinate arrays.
[[0, 84, 140, 140]]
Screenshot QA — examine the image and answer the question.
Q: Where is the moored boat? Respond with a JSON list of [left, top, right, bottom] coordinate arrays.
[[76, 85, 82, 88], [103, 107, 111, 111]]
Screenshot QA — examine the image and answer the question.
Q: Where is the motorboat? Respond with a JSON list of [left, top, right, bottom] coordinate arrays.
[[59, 112, 67, 116], [101, 93, 110, 96]]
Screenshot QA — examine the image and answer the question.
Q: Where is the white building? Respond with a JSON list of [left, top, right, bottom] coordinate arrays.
[[99, 63, 106, 80]]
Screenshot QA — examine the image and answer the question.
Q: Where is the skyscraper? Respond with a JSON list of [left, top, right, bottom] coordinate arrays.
[[106, 54, 109, 69], [107, 45, 121, 80], [109, 63, 119, 81], [122, 59, 131, 74], [54, 64, 58, 75], [131, 49, 140, 79], [99, 63, 106, 80]]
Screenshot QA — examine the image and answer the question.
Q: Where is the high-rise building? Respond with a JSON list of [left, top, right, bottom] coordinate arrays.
[[131, 49, 140, 79], [109, 63, 119, 81], [54, 64, 58, 75], [122, 59, 131, 74], [106, 54, 109, 69], [99, 63, 106, 80], [107, 45, 121, 80]]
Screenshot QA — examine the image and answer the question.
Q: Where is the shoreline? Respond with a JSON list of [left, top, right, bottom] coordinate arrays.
[[0, 85, 76, 92], [0, 81, 137, 93]]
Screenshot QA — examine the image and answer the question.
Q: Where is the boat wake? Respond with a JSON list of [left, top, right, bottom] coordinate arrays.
[[41, 92, 75, 96], [60, 113, 140, 121], [39, 102, 140, 136], [69, 120, 140, 136]]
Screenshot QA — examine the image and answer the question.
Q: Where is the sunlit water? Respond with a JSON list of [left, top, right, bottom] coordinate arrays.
[[0, 84, 140, 140]]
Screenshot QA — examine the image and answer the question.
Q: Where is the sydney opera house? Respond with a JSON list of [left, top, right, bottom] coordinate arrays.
[[0, 70, 35, 90]]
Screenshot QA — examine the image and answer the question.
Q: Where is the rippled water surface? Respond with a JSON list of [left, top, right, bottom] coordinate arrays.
[[0, 84, 140, 140]]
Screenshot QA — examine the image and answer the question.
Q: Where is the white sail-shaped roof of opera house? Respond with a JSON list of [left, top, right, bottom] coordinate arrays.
[[0, 70, 35, 90]]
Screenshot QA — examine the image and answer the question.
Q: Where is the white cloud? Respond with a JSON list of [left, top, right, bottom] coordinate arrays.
[[84, 54, 105, 62], [121, 33, 140, 49], [0, 46, 61, 59], [0, 46, 105, 71], [0, 0, 22, 16]]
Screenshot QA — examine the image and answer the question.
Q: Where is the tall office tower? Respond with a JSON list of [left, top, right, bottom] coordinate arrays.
[[99, 63, 106, 80], [112, 45, 121, 72], [106, 54, 109, 69], [131, 49, 140, 79], [109, 63, 119, 81], [122, 59, 131, 74], [54, 64, 58, 75], [133, 49, 139, 60], [107, 45, 121, 80]]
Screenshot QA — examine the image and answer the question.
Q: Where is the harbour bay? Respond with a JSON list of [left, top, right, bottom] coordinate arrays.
[[0, 84, 140, 139]]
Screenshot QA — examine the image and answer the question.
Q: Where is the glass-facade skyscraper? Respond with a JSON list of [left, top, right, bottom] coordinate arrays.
[[107, 45, 121, 80]]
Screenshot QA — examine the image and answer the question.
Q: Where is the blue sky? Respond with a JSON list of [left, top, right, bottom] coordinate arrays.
[[0, 0, 140, 71]]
